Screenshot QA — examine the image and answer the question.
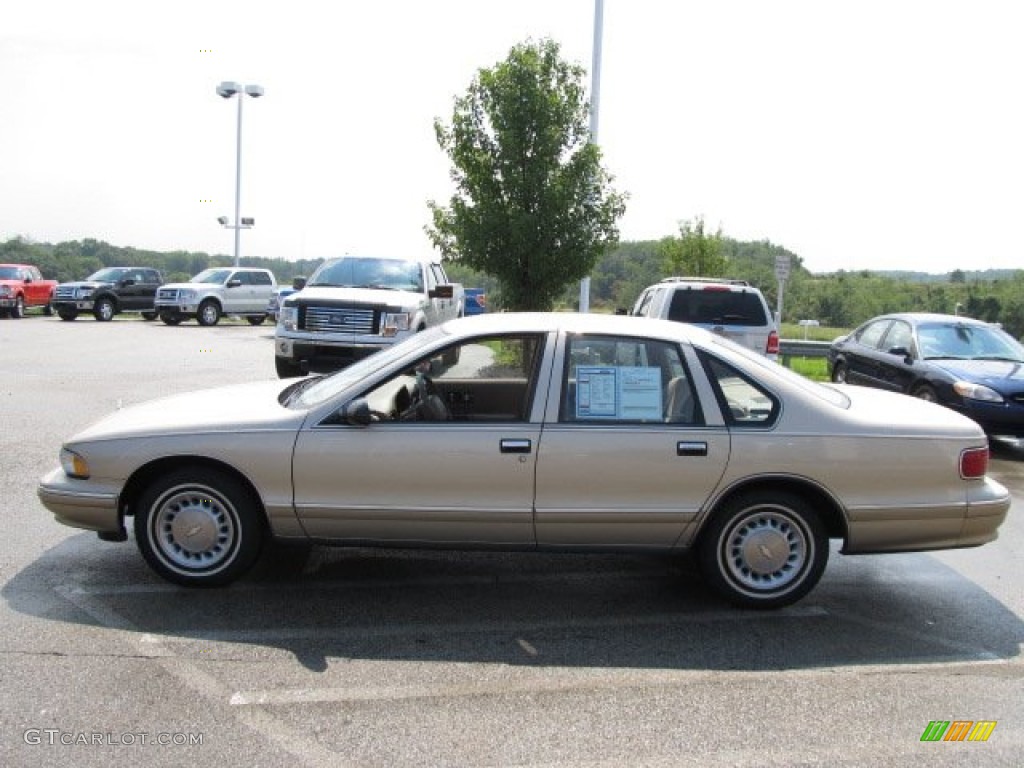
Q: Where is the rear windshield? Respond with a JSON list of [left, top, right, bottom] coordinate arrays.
[[668, 289, 768, 326]]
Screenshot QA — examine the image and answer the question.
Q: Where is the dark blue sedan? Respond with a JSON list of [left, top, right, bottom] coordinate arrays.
[[828, 312, 1024, 437]]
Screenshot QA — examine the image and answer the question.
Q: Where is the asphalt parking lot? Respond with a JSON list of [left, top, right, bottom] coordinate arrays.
[[1, 315, 1022, 767]]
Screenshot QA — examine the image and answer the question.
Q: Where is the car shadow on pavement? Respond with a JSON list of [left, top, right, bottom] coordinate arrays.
[[5, 533, 1023, 674]]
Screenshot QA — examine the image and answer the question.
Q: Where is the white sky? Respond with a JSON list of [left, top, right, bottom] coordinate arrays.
[[2, 0, 1022, 274]]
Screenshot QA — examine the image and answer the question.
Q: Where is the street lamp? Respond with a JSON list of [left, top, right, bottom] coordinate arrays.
[[216, 81, 263, 267]]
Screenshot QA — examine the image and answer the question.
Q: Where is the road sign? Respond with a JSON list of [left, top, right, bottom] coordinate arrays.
[[775, 254, 791, 281]]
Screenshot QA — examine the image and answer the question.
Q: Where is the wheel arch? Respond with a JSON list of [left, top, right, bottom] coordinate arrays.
[[119, 455, 269, 530], [695, 475, 849, 546]]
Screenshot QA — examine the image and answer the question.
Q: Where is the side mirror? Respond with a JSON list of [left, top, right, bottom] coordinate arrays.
[[292, 276, 307, 290], [429, 284, 454, 299], [341, 398, 373, 427], [887, 346, 912, 362]]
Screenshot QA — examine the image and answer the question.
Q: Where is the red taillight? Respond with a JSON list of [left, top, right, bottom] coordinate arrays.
[[960, 446, 989, 479], [766, 329, 780, 356]]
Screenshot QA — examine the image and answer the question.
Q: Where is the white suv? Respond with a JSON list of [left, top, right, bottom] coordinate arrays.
[[630, 277, 779, 359], [155, 267, 277, 326]]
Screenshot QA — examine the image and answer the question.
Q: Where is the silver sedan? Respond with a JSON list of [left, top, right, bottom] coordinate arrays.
[[38, 313, 1010, 608]]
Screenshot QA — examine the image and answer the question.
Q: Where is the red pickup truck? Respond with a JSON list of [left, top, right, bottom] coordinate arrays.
[[0, 263, 58, 318]]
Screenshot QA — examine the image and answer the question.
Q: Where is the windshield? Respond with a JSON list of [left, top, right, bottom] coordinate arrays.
[[0, 266, 21, 280], [309, 257, 423, 292], [86, 268, 129, 282], [917, 322, 1024, 361], [190, 269, 232, 285], [285, 325, 450, 409]]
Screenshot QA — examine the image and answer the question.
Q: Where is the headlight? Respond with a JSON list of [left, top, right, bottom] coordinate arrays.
[[60, 448, 91, 479], [381, 312, 411, 336], [75, 287, 94, 299], [953, 381, 1004, 403], [0, 285, 10, 298], [279, 306, 298, 331], [179, 289, 197, 301]]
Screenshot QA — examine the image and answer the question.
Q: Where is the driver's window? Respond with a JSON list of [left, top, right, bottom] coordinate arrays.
[[359, 334, 545, 423]]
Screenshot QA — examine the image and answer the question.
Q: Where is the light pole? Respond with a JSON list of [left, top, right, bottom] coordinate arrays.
[[216, 81, 263, 267], [579, 0, 604, 313]]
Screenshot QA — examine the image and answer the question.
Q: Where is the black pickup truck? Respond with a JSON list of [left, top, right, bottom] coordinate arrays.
[[53, 267, 164, 322]]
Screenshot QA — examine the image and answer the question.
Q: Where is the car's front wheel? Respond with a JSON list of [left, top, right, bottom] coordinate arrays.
[[93, 297, 116, 322], [698, 490, 827, 609], [58, 309, 78, 321], [912, 383, 938, 402], [831, 362, 847, 383], [10, 295, 25, 319], [197, 299, 221, 326], [134, 467, 265, 587]]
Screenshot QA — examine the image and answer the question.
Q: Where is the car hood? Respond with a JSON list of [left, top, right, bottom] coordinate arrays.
[[930, 358, 1024, 387], [67, 380, 307, 444], [158, 282, 207, 291], [58, 281, 110, 289], [289, 286, 423, 307], [831, 383, 986, 438]]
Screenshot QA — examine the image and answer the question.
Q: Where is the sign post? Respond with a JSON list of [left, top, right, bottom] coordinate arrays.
[[774, 254, 791, 326]]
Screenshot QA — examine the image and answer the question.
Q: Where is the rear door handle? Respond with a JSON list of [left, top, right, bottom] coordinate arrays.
[[500, 439, 532, 454], [677, 441, 708, 457]]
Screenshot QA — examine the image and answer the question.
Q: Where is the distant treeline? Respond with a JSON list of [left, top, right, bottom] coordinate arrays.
[[4, 236, 1023, 337]]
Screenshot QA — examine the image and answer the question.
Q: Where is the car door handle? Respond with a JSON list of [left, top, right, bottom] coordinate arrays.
[[500, 439, 532, 454], [677, 441, 708, 457]]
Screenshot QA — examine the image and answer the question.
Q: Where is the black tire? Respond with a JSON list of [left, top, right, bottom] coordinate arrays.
[[197, 299, 221, 326], [142, 312, 157, 321], [697, 490, 828, 609], [43, 298, 54, 316], [831, 362, 847, 384], [58, 309, 78, 321], [10, 295, 25, 319], [912, 383, 938, 402], [133, 467, 265, 587], [93, 297, 116, 322], [160, 312, 183, 326], [275, 356, 306, 379], [246, 315, 266, 326]]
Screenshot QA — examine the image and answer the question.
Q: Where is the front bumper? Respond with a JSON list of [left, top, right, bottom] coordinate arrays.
[[155, 302, 199, 314], [37, 467, 122, 535], [275, 333, 402, 372], [53, 299, 96, 311]]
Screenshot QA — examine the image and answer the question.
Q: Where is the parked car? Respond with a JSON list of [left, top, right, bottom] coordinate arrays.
[[464, 288, 487, 315], [155, 267, 277, 326], [53, 266, 163, 321], [828, 312, 1024, 437], [0, 263, 57, 318], [630, 277, 779, 359], [38, 313, 1008, 608], [266, 276, 307, 321]]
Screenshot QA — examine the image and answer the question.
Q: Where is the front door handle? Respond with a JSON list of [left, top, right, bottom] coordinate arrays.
[[500, 439, 532, 454], [677, 441, 708, 457]]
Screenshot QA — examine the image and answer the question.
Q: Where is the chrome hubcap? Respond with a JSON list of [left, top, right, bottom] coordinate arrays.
[[721, 509, 808, 592], [152, 487, 236, 572]]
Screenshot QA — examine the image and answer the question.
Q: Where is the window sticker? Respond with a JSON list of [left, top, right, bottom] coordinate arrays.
[[575, 366, 663, 421]]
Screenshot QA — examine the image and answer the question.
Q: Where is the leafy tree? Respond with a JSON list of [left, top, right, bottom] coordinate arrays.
[[427, 38, 626, 311], [657, 217, 727, 277]]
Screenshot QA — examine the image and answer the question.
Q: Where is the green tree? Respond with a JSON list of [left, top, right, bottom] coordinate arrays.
[[658, 216, 727, 277], [427, 38, 626, 311]]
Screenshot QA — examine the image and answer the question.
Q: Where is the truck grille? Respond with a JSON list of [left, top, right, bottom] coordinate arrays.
[[303, 305, 378, 334], [55, 286, 77, 300], [156, 288, 179, 302]]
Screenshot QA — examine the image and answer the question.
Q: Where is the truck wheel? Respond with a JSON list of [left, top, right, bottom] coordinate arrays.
[[43, 297, 54, 316], [275, 357, 306, 379], [160, 312, 183, 326], [197, 300, 221, 326], [58, 309, 78, 321], [246, 315, 266, 326], [93, 297, 116, 322], [142, 312, 157, 321], [10, 296, 25, 319]]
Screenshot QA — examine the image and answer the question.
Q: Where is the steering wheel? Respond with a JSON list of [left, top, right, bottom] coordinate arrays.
[[401, 372, 451, 421]]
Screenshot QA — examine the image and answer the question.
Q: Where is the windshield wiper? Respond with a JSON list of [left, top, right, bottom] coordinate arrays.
[[974, 355, 1024, 362]]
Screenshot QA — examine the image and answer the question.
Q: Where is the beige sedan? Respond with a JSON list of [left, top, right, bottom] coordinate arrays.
[[37, 313, 1010, 608]]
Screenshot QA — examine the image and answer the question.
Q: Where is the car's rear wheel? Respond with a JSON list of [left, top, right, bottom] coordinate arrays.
[[58, 309, 78, 321], [912, 383, 938, 402], [43, 298, 54, 316], [197, 300, 221, 326], [11, 296, 25, 319], [246, 315, 266, 326], [831, 362, 847, 383], [93, 297, 115, 322], [698, 490, 827, 609], [134, 467, 265, 587]]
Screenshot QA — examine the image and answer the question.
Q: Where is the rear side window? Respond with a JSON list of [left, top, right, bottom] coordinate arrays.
[[250, 271, 273, 286], [668, 289, 768, 326]]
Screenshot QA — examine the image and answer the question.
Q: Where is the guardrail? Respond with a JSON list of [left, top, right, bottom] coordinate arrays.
[[778, 339, 831, 359]]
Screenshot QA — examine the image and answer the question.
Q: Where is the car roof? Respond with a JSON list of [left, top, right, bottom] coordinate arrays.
[[870, 312, 993, 327], [441, 311, 718, 345]]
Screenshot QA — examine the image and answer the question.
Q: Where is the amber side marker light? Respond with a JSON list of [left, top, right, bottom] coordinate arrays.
[[960, 446, 989, 479]]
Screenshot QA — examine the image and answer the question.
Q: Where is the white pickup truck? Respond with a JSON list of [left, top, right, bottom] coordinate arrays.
[[274, 255, 464, 377]]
